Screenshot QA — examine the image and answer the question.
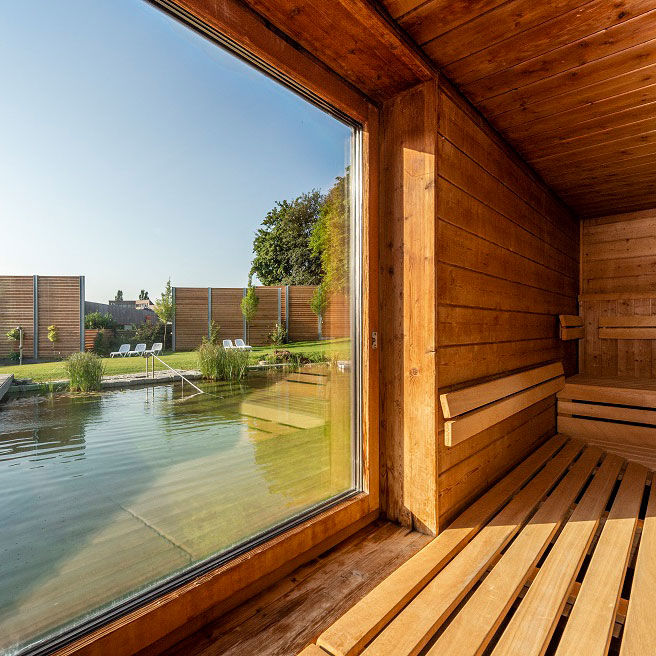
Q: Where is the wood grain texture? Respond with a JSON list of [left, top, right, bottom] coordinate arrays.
[[580, 209, 656, 376], [378, 0, 656, 216]]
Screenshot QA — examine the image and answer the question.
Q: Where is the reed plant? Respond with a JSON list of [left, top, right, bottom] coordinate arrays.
[[197, 342, 249, 381], [65, 352, 104, 392]]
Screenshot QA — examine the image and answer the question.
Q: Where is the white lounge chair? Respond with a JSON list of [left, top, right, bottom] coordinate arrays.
[[145, 342, 163, 356], [223, 339, 235, 349], [110, 344, 130, 358], [234, 338, 252, 350], [128, 343, 147, 357]]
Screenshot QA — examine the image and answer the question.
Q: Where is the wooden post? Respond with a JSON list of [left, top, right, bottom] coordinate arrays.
[[380, 80, 439, 534], [33, 275, 38, 360]]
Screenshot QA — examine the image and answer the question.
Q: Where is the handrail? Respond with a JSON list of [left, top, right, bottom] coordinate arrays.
[[148, 353, 204, 394]]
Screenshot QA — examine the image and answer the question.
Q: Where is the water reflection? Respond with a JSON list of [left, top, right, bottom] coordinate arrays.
[[0, 368, 352, 654]]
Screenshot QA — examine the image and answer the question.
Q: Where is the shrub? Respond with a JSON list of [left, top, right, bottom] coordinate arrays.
[[201, 320, 221, 345], [135, 321, 164, 345], [92, 329, 115, 357], [264, 349, 329, 367], [8, 351, 20, 363], [65, 352, 104, 392], [310, 283, 327, 317], [197, 342, 249, 381], [85, 312, 116, 329], [6, 327, 21, 342], [268, 323, 287, 346]]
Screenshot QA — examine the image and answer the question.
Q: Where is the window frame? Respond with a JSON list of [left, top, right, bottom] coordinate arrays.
[[53, 2, 379, 655]]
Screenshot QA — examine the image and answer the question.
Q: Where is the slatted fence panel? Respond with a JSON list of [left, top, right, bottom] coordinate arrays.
[[287, 286, 319, 342], [248, 286, 282, 346], [37, 276, 81, 357], [174, 287, 208, 351], [323, 291, 350, 338], [211, 288, 245, 344], [0, 276, 34, 358]]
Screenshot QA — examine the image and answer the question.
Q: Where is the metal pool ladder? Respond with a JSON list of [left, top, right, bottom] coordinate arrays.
[[147, 353, 204, 394]]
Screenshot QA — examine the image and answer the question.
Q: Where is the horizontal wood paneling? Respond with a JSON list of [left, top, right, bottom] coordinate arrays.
[[436, 83, 579, 525], [287, 286, 317, 342], [580, 208, 656, 377], [380, 0, 656, 216], [174, 288, 209, 351], [0, 276, 34, 358], [37, 276, 81, 358], [0, 276, 81, 359], [211, 288, 244, 343]]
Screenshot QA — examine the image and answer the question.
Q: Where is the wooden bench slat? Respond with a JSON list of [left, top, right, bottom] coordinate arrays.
[[440, 363, 563, 418], [620, 477, 656, 656], [555, 462, 648, 656], [488, 453, 624, 656], [315, 436, 568, 656], [599, 328, 656, 340], [427, 447, 602, 656], [558, 400, 656, 426], [358, 441, 583, 656], [445, 376, 564, 447]]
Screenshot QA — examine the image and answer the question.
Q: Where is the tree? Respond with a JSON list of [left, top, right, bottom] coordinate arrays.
[[250, 190, 324, 285], [310, 173, 350, 294], [139, 289, 149, 300], [241, 284, 259, 344], [114, 290, 123, 302], [155, 278, 175, 350]]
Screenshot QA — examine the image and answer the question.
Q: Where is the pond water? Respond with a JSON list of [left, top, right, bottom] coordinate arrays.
[[0, 368, 353, 655]]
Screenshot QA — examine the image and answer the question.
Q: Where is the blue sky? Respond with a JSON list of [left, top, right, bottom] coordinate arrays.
[[0, 0, 351, 302]]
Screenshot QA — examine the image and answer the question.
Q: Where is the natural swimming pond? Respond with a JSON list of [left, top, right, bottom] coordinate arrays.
[[0, 368, 353, 655]]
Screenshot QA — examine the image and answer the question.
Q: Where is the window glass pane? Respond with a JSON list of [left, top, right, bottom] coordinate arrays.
[[0, 1, 360, 653]]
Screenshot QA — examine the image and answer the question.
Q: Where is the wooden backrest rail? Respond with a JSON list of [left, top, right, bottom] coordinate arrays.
[[441, 362, 564, 447], [559, 315, 584, 341]]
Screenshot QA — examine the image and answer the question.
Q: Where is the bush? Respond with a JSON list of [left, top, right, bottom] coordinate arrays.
[[65, 352, 104, 392], [197, 342, 249, 381], [264, 349, 329, 367], [268, 323, 287, 346], [92, 329, 115, 357], [85, 312, 116, 329], [135, 321, 164, 345]]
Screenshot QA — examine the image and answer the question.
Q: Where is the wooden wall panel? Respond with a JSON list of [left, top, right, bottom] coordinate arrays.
[[37, 276, 81, 358], [287, 286, 318, 342], [247, 286, 282, 346], [174, 287, 209, 351], [580, 208, 656, 377], [0, 276, 34, 358], [211, 288, 244, 344], [435, 83, 579, 526], [322, 292, 350, 339]]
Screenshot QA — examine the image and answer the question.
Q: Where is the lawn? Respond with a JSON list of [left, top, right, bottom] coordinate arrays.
[[0, 339, 350, 383]]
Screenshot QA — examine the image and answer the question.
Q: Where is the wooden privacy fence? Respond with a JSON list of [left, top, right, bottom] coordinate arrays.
[[173, 285, 350, 350], [0, 275, 85, 359]]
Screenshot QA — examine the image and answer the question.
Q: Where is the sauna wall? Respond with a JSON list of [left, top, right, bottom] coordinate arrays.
[[580, 208, 656, 377], [435, 85, 579, 525], [379, 80, 580, 531]]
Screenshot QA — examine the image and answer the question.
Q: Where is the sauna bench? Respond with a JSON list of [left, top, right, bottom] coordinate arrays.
[[300, 435, 654, 656], [558, 374, 656, 470]]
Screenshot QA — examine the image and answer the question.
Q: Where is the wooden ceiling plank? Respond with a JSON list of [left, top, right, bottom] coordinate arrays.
[[422, 0, 597, 66], [528, 126, 656, 166], [394, 0, 508, 46], [239, 0, 433, 101], [544, 152, 656, 183], [465, 7, 656, 104], [481, 35, 656, 120], [445, 0, 652, 87], [382, 0, 427, 20], [502, 80, 656, 143], [520, 108, 656, 160]]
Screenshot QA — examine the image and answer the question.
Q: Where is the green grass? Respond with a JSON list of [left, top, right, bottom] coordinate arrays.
[[0, 339, 350, 383]]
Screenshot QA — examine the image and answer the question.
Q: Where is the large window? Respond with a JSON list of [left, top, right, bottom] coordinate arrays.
[[0, 1, 361, 653]]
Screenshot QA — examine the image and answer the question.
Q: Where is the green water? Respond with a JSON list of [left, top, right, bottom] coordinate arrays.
[[0, 370, 352, 655]]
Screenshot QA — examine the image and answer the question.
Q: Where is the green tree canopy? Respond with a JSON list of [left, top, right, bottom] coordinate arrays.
[[250, 190, 324, 285], [310, 173, 350, 295], [139, 289, 149, 300], [155, 278, 175, 350], [114, 289, 123, 302]]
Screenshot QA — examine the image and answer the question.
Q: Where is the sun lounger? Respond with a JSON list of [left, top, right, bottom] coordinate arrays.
[[110, 344, 130, 358], [145, 342, 163, 356], [128, 343, 147, 357], [223, 339, 235, 349], [234, 338, 252, 350]]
